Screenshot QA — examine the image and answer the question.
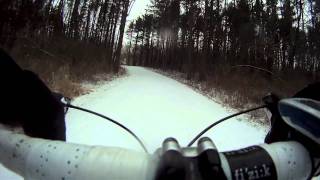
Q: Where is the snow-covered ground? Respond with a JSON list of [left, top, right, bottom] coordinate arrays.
[[0, 66, 269, 179]]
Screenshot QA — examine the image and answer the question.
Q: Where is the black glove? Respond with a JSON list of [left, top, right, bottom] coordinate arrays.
[[0, 48, 66, 141], [294, 82, 320, 101], [263, 93, 290, 143], [264, 82, 320, 144]]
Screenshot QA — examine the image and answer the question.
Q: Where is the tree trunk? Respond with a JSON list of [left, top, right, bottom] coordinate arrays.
[[113, 0, 130, 72]]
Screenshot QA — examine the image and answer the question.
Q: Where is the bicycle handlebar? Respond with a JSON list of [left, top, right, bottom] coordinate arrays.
[[0, 129, 313, 180]]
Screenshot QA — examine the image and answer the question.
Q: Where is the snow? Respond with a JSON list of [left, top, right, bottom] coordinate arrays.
[[66, 66, 269, 152], [0, 66, 269, 179]]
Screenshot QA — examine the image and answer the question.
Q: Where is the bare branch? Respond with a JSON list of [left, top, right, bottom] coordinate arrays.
[[231, 65, 284, 82]]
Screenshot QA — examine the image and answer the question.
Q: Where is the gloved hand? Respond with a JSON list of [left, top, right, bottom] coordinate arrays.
[[263, 93, 291, 143], [264, 83, 320, 176], [0, 48, 66, 141], [294, 82, 320, 101], [264, 83, 320, 144]]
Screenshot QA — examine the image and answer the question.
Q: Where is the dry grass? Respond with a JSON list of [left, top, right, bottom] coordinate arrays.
[[152, 66, 316, 125], [208, 67, 316, 107], [5, 35, 122, 99]]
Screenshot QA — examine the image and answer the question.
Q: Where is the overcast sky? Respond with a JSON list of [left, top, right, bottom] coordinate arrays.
[[124, 0, 151, 43], [127, 0, 151, 21]]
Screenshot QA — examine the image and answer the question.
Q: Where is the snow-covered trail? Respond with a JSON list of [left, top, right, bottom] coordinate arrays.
[[66, 66, 268, 152], [0, 66, 269, 179]]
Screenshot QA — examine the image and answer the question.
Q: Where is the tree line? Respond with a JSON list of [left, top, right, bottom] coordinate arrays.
[[126, 0, 320, 82], [0, 0, 132, 73]]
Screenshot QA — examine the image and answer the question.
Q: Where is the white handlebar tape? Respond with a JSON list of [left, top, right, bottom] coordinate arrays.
[[0, 130, 157, 180], [260, 142, 312, 180], [219, 142, 312, 180], [0, 129, 313, 180], [220, 141, 312, 180]]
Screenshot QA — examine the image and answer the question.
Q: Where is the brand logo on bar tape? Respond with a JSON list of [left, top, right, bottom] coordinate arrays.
[[224, 146, 276, 180]]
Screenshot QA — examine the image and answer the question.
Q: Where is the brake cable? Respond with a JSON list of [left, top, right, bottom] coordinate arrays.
[[187, 105, 267, 147], [62, 97, 265, 153], [64, 102, 149, 153]]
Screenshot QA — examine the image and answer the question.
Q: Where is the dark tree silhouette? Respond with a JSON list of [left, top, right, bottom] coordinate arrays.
[[0, 0, 134, 74], [127, 0, 320, 81]]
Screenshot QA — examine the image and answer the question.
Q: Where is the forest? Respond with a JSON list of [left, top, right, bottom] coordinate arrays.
[[0, 0, 319, 107], [126, 0, 320, 107], [0, 0, 132, 97]]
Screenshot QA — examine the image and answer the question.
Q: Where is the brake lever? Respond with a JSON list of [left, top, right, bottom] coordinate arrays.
[[263, 93, 292, 144], [52, 92, 72, 114], [262, 93, 280, 118]]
